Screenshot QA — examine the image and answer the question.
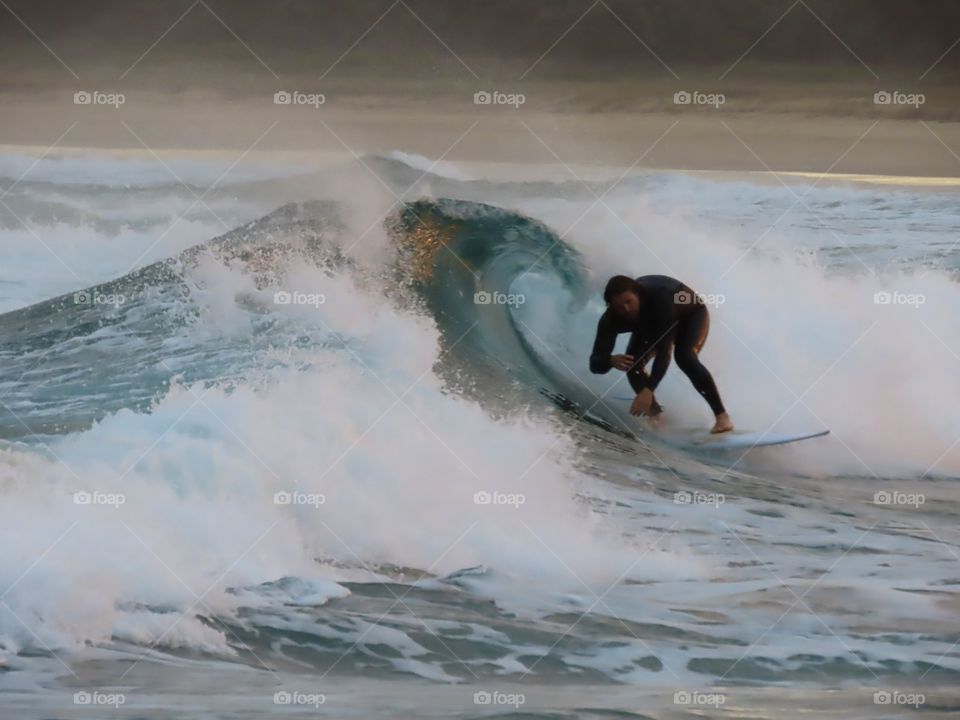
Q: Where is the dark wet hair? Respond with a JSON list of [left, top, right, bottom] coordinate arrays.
[[603, 275, 641, 304]]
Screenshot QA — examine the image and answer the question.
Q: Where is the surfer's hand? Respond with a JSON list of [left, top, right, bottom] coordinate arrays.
[[630, 388, 655, 416], [611, 354, 635, 371]]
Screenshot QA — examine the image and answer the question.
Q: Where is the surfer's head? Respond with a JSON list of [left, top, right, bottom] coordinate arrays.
[[603, 275, 642, 321]]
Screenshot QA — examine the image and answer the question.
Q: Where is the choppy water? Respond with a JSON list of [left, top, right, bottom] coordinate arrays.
[[1, 150, 959, 719]]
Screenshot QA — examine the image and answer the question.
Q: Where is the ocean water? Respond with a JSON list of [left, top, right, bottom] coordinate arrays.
[[1, 150, 959, 719]]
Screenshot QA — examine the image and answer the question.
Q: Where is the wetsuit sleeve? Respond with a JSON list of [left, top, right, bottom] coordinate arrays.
[[589, 314, 618, 374], [643, 303, 678, 391], [646, 341, 673, 391]]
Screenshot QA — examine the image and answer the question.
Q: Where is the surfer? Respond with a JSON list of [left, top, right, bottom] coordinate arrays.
[[589, 274, 734, 434]]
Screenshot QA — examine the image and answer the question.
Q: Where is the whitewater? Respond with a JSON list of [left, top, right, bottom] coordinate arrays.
[[1, 149, 958, 719]]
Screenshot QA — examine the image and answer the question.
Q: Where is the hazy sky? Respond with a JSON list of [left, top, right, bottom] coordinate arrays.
[[1, 0, 958, 80]]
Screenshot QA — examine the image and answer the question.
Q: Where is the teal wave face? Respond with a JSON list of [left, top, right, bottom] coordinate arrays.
[[392, 199, 590, 412], [0, 198, 594, 440]]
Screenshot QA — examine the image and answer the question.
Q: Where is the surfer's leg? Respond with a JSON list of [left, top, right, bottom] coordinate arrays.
[[674, 307, 727, 417]]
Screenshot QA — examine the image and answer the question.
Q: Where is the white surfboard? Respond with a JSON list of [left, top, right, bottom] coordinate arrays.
[[681, 428, 830, 449], [610, 397, 829, 449]]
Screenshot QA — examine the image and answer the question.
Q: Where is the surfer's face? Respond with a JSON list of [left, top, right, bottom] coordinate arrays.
[[610, 291, 640, 321]]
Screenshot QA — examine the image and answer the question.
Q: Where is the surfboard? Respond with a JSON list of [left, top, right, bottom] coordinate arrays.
[[680, 428, 830, 449], [610, 398, 829, 449], [652, 426, 831, 452]]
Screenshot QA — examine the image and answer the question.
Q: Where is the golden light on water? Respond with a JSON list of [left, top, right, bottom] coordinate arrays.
[[395, 215, 464, 282]]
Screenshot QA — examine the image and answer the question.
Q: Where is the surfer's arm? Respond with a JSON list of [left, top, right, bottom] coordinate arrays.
[[642, 313, 678, 391], [646, 341, 673, 390], [589, 315, 618, 374]]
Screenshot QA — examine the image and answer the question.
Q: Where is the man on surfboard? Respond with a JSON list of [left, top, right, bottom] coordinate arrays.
[[589, 275, 734, 434]]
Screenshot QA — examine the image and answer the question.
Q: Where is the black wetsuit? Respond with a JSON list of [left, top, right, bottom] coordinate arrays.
[[589, 275, 726, 415]]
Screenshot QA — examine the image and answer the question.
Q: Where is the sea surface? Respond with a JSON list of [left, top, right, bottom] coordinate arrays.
[[1, 149, 958, 719]]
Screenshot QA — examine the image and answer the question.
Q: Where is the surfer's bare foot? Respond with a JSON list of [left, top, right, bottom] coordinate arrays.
[[710, 413, 733, 434], [630, 388, 654, 417]]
